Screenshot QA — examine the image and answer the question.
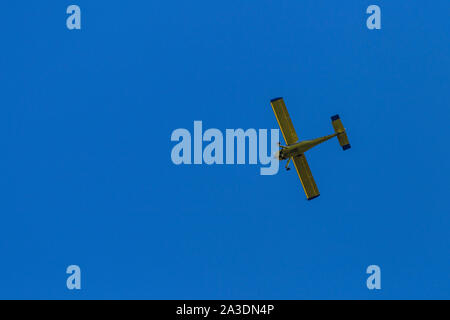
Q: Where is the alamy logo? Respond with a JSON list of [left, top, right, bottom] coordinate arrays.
[[170, 121, 280, 175], [66, 265, 81, 290], [366, 5, 381, 30], [366, 265, 381, 290], [66, 5, 81, 30]]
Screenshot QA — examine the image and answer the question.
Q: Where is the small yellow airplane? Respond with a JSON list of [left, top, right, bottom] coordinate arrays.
[[270, 97, 351, 200]]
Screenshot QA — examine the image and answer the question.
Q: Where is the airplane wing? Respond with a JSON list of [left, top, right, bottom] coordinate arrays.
[[292, 154, 320, 200], [270, 98, 299, 145]]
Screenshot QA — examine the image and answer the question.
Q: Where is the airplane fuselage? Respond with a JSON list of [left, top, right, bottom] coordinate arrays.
[[278, 133, 338, 160]]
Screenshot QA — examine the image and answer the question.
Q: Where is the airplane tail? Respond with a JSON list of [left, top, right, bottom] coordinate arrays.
[[331, 115, 351, 151]]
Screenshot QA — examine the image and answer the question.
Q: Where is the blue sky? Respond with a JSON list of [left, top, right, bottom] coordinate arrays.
[[1, 1, 449, 299]]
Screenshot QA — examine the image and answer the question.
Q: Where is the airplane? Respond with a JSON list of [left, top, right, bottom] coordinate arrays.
[[270, 97, 351, 200]]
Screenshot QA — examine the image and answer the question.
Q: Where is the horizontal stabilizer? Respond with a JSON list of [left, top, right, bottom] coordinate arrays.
[[331, 115, 351, 151]]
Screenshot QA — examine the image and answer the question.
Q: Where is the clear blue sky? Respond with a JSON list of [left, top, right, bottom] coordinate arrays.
[[1, 1, 449, 299]]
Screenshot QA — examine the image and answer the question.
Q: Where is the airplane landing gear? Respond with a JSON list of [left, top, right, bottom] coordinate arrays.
[[285, 157, 292, 171]]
